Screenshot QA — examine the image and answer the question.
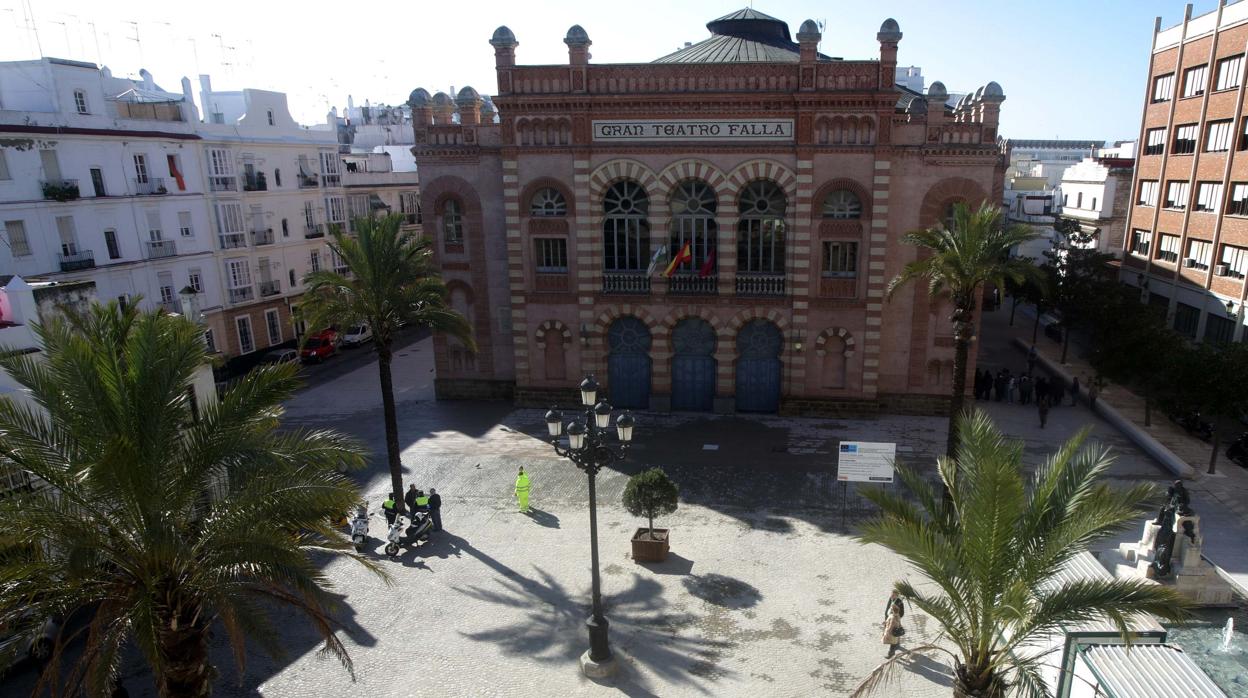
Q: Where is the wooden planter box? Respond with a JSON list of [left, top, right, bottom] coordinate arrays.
[[631, 527, 669, 562]]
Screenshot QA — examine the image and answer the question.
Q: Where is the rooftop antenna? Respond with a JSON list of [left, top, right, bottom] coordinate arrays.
[[21, 0, 43, 58], [87, 21, 102, 64], [125, 20, 143, 66]]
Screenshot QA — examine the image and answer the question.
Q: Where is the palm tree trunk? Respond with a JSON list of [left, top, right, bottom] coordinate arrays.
[[156, 610, 214, 698], [1060, 325, 1071, 364], [947, 312, 973, 459], [1209, 425, 1221, 475], [377, 342, 405, 513], [1032, 309, 1041, 344]]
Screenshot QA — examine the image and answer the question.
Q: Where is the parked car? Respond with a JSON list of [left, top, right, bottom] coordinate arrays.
[[300, 330, 340, 363], [261, 348, 299, 365], [342, 323, 373, 347], [0, 613, 58, 674]]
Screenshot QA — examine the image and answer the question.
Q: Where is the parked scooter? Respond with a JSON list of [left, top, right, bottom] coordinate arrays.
[[1227, 432, 1248, 468], [349, 503, 370, 552], [382, 510, 435, 558], [1170, 410, 1214, 441]]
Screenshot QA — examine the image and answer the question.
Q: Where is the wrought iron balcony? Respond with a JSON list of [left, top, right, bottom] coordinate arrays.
[[158, 299, 182, 314], [251, 228, 275, 246], [735, 273, 786, 297], [242, 172, 268, 192], [304, 224, 324, 239], [133, 177, 167, 195], [666, 273, 718, 295], [58, 249, 95, 271], [227, 286, 255, 305], [41, 179, 80, 201], [297, 173, 319, 189], [601, 272, 650, 295], [259, 280, 281, 297], [219, 233, 248, 250], [145, 239, 177, 259]]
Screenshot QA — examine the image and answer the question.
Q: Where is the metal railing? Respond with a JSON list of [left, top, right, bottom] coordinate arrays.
[[208, 176, 237, 192], [227, 286, 255, 304], [133, 177, 167, 195], [601, 272, 650, 294], [58, 249, 95, 271], [145, 239, 177, 259], [242, 172, 267, 192], [304, 224, 324, 239], [259, 280, 281, 297], [251, 228, 274, 246], [667, 274, 718, 295], [735, 273, 786, 296], [297, 173, 319, 188], [41, 179, 80, 201], [218, 233, 248, 250], [158, 299, 182, 314]]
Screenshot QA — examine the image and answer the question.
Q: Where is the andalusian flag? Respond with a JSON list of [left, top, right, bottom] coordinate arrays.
[[646, 245, 668, 276], [663, 242, 692, 277]]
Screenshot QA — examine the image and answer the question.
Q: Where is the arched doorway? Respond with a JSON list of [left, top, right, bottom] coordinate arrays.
[[735, 319, 782, 413], [607, 316, 652, 409], [671, 317, 716, 411]]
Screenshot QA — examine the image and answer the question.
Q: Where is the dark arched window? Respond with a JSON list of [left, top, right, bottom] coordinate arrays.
[[822, 189, 862, 219], [442, 199, 463, 243], [530, 187, 567, 216], [602, 180, 649, 272], [737, 180, 786, 274], [668, 180, 717, 276]]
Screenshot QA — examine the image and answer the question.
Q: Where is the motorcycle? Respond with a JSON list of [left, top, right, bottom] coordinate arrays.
[[1228, 432, 1248, 468], [383, 510, 435, 558], [349, 503, 370, 552], [1170, 410, 1214, 441]]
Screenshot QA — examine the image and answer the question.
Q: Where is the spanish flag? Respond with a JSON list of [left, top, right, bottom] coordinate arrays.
[[663, 242, 692, 277]]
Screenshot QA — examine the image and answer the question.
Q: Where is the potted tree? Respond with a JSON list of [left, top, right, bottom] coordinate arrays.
[[622, 467, 679, 562]]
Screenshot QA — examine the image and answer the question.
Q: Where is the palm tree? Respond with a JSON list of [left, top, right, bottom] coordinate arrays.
[[300, 214, 474, 512], [853, 411, 1189, 698], [0, 302, 382, 697], [887, 202, 1042, 458]]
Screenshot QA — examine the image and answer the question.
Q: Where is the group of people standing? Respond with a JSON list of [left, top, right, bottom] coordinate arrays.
[[381, 485, 444, 531], [971, 347, 1099, 429]]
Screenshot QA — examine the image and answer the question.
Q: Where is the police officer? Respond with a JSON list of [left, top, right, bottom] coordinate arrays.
[[382, 494, 398, 525], [515, 466, 531, 513], [404, 484, 419, 516], [429, 488, 443, 531], [414, 489, 430, 511]]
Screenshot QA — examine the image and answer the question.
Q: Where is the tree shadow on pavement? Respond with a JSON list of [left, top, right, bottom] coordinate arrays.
[[453, 559, 735, 694], [681, 573, 761, 610], [642, 551, 694, 576]]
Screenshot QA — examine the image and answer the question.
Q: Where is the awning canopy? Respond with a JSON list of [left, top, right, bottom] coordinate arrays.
[[369, 194, 389, 210]]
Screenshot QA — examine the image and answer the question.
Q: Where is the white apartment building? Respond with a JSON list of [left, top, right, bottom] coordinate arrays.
[[0, 58, 218, 324], [195, 75, 347, 360], [1058, 144, 1135, 257], [341, 151, 421, 231], [0, 58, 361, 365], [1005, 139, 1105, 188]]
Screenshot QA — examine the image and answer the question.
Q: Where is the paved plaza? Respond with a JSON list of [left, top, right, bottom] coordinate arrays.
[[10, 315, 1205, 697]]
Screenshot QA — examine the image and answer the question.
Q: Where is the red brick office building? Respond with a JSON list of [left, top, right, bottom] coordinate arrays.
[[410, 9, 1008, 415]]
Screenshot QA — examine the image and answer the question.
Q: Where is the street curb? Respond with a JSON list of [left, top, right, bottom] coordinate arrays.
[[1010, 337, 1195, 479]]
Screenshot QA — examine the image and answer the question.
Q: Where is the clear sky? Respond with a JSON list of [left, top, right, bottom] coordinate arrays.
[[0, 0, 1223, 142]]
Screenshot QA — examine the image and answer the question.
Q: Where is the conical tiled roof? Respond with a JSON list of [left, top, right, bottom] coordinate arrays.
[[654, 7, 830, 64]]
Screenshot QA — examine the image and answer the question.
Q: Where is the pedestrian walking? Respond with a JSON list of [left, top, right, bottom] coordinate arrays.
[[515, 466, 532, 513], [1019, 374, 1033, 405], [994, 370, 1007, 402], [882, 604, 904, 658], [429, 487, 443, 531], [1089, 379, 1100, 411], [1007, 376, 1017, 404], [1027, 345, 1038, 375], [973, 370, 985, 400], [382, 494, 398, 525], [979, 369, 992, 400], [1049, 377, 1065, 408], [1038, 395, 1051, 429], [1070, 377, 1081, 406]]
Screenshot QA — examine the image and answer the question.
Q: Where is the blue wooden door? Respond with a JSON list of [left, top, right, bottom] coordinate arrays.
[[735, 319, 782, 413], [607, 317, 652, 409], [671, 318, 716, 411]]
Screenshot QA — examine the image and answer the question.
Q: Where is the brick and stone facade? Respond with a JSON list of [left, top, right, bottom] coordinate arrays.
[[411, 10, 1008, 415]]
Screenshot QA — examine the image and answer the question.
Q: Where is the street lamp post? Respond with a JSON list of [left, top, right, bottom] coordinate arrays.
[[545, 375, 635, 678]]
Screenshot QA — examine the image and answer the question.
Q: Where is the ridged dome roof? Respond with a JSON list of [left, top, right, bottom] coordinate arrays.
[[564, 24, 590, 46], [490, 26, 517, 47]]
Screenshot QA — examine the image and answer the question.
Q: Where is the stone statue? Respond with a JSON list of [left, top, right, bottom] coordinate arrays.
[[1151, 504, 1176, 579], [1154, 480, 1193, 524]]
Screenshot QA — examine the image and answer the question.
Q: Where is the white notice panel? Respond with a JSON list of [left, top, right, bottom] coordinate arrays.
[[837, 442, 896, 483]]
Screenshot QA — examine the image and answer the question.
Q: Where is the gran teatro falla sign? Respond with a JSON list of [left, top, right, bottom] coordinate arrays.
[[592, 119, 794, 142]]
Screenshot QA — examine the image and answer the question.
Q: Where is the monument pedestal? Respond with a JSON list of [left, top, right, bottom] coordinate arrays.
[[1107, 514, 1235, 606]]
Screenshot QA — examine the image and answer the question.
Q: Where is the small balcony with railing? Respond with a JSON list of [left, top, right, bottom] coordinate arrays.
[[666, 273, 718, 296], [208, 175, 238, 193], [145, 239, 177, 259], [41, 179, 80, 202], [601, 271, 650, 295], [297, 172, 319, 189], [251, 228, 275, 246], [227, 285, 255, 305], [258, 279, 281, 297], [218, 232, 248, 250], [243, 171, 268, 192], [133, 177, 167, 195], [158, 299, 183, 314], [304, 222, 324, 239], [734, 273, 786, 297], [58, 249, 95, 271]]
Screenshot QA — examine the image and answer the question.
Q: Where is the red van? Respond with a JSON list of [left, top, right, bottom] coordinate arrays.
[[300, 329, 340, 363]]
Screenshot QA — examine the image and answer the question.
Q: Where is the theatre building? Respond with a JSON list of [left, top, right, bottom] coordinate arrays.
[[410, 9, 1008, 415]]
